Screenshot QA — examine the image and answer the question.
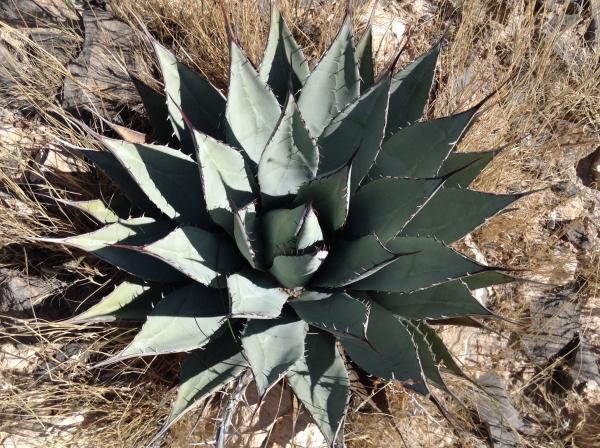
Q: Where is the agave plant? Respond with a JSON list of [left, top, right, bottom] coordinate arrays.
[[43, 4, 526, 446]]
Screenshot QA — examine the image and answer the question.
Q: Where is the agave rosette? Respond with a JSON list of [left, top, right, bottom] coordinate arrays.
[[45, 6, 526, 445]]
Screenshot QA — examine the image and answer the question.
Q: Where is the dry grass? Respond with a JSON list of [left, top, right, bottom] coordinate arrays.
[[0, 0, 599, 447]]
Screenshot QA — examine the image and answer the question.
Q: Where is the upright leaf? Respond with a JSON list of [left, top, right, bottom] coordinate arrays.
[[287, 331, 350, 445], [318, 74, 390, 190], [97, 284, 228, 365], [233, 202, 262, 269], [270, 249, 329, 289], [242, 315, 308, 395], [259, 5, 310, 101], [131, 75, 174, 145], [258, 93, 319, 200], [355, 26, 374, 92], [225, 41, 281, 164], [153, 41, 226, 149], [385, 42, 440, 137], [227, 269, 289, 319], [298, 16, 360, 137]]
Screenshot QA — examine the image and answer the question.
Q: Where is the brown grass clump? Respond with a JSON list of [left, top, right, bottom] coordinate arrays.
[[1, 0, 599, 447]]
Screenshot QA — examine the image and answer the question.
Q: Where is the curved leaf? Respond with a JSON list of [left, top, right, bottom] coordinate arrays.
[[258, 93, 319, 199], [97, 284, 228, 365], [415, 321, 465, 378], [462, 270, 516, 290], [298, 16, 359, 137], [227, 269, 289, 319], [130, 75, 174, 145], [233, 202, 262, 270], [59, 198, 120, 224], [242, 314, 308, 395], [287, 331, 350, 445], [259, 5, 309, 101], [296, 206, 324, 250], [270, 249, 329, 289], [404, 320, 447, 391], [371, 280, 491, 319], [225, 41, 281, 164], [355, 26, 374, 92], [438, 150, 498, 188]]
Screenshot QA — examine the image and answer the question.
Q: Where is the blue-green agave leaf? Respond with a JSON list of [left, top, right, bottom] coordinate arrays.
[[355, 25, 374, 92], [270, 248, 329, 289], [298, 16, 360, 137], [225, 41, 281, 164], [438, 149, 498, 188], [242, 314, 308, 395], [130, 74, 174, 145], [401, 188, 524, 243], [414, 321, 465, 378], [385, 41, 440, 137], [370, 280, 491, 319], [287, 331, 350, 445], [233, 201, 262, 270], [258, 93, 319, 200], [58, 198, 120, 224], [318, 73, 390, 190], [345, 177, 443, 241], [403, 320, 447, 391], [296, 205, 324, 249], [227, 269, 289, 319], [97, 284, 228, 365], [153, 41, 226, 149], [462, 270, 516, 290], [259, 5, 309, 101]]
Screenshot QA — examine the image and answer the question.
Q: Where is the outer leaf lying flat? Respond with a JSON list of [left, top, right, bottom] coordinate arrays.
[[60, 198, 120, 223], [100, 138, 210, 226], [131, 75, 174, 145], [372, 107, 477, 179], [193, 129, 255, 234], [242, 315, 308, 395], [298, 16, 360, 137], [404, 320, 447, 391], [259, 5, 309, 101], [227, 269, 289, 319], [81, 149, 160, 217], [438, 150, 498, 188], [270, 249, 329, 289], [401, 188, 523, 243], [345, 177, 442, 241], [225, 41, 281, 164], [139, 226, 240, 286], [153, 41, 225, 148], [371, 280, 491, 319], [462, 270, 516, 290], [311, 235, 402, 288], [75, 280, 160, 322], [287, 331, 350, 445], [291, 292, 369, 341], [233, 202, 262, 270], [99, 284, 228, 364], [355, 26, 374, 92], [258, 94, 319, 199], [342, 302, 428, 393], [385, 42, 440, 137], [350, 237, 489, 292], [41, 217, 181, 282], [294, 162, 351, 235], [416, 321, 465, 378], [318, 74, 390, 190], [165, 331, 248, 432]]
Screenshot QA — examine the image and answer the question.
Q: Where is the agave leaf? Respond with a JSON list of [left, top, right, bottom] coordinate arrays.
[[193, 129, 255, 234], [345, 177, 443, 241], [98, 284, 228, 365], [438, 150, 498, 188], [59, 198, 120, 223], [318, 73, 390, 190], [287, 331, 350, 445], [163, 331, 248, 434], [81, 149, 161, 218], [225, 41, 281, 164], [414, 321, 465, 378], [294, 162, 351, 235], [355, 25, 374, 92], [403, 320, 447, 391], [385, 42, 440, 137], [350, 236, 490, 292], [298, 16, 360, 137], [270, 249, 329, 289], [342, 302, 428, 393], [39, 217, 182, 282], [153, 41, 225, 149], [401, 188, 523, 243], [73, 280, 160, 322], [290, 292, 369, 342], [138, 226, 240, 286], [259, 5, 310, 101], [258, 93, 319, 200], [233, 202, 262, 270], [130, 75, 174, 145], [370, 280, 491, 319], [296, 205, 324, 250], [227, 269, 289, 319], [99, 138, 211, 226], [242, 314, 308, 395], [372, 107, 477, 179], [462, 270, 516, 290]]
